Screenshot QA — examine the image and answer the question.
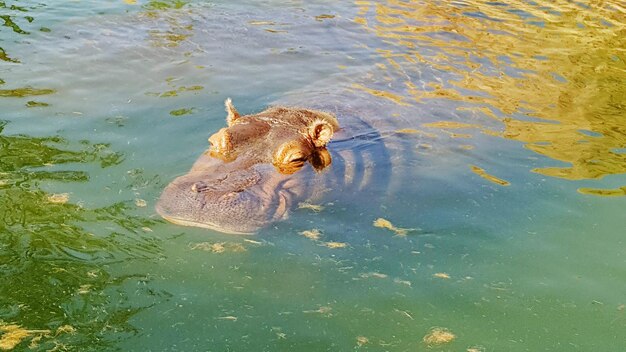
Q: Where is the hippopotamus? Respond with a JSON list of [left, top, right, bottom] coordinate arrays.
[[156, 99, 340, 234]]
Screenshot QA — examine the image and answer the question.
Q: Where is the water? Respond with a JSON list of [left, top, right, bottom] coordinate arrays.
[[1, 0, 625, 350]]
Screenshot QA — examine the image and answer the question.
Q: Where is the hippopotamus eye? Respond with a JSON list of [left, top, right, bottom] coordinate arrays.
[[273, 141, 311, 174], [288, 152, 307, 163]]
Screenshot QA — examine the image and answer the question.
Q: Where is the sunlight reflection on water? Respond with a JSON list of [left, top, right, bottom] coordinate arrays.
[[1, 0, 625, 351], [353, 0, 626, 189]]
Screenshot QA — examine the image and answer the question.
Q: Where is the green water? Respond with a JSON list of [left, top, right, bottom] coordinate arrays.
[[1, 0, 625, 351]]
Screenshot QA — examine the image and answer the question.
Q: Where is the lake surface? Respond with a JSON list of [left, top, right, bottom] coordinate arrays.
[[1, 0, 625, 350]]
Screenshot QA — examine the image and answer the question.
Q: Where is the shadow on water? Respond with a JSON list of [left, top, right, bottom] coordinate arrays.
[[0, 121, 166, 351]]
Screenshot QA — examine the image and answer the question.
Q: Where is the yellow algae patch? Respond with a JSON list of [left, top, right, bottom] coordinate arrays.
[[423, 327, 456, 345], [0, 325, 32, 350], [395, 128, 438, 138], [300, 229, 322, 241], [0, 323, 50, 351], [216, 243, 231, 253], [356, 336, 369, 346], [396, 128, 419, 134], [225, 243, 246, 253], [189, 242, 246, 253], [578, 187, 626, 197], [265, 29, 288, 34], [123, 0, 137, 4], [373, 218, 414, 236], [298, 202, 325, 212], [352, 83, 409, 106], [134, 198, 147, 207], [55, 325, 76, 335], [433, 272, 451, 279], [248, 20, 276, 26], [470, 165, 510, 186], [27, 335, 43, 350], [467, 347, 485, 352], [193, 242, 224, 252], [77, 284, 91, 294], [0, 87, 56, 98], [47, 193, 69, 204], [422, 121, 482, 130], [315, 14, 336, 21], [322, 241, 347, 249]]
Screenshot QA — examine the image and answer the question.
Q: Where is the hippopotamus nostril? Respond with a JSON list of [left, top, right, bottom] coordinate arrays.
[[191, 181, 208, 193]]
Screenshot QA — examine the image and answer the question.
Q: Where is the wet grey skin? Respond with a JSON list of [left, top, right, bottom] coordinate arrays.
[[156, 160, 292, 234], [156, 99, 339, 234]]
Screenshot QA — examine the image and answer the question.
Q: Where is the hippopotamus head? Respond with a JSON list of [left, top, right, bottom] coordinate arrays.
[[156, 99, 339, 234]]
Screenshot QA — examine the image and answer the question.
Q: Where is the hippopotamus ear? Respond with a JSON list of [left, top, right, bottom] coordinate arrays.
[[309, 113, 339, 148], [225, 98, 240, 126], [208, 127, 234, 160]]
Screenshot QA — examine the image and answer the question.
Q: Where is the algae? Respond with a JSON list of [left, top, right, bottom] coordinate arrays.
[[144, 0, 188, 10], [300, 229, 322, 240], [0, 47, 19, 63], [322, 241, 348, 249], [26, 100, 49, 107], [373, 217, 415, 236], [189, 242, 247, 253], [356, 336, 369, 346], [170, 108, 194, 116], [0, 87, 55, 97], [423, 327, 456, 345], [47, 193, 69, 204], [0, 121, 162, 350], [297, 202, 325, 212], [470, 165, 511, 186]]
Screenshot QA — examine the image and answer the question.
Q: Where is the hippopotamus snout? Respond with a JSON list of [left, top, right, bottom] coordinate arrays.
[[156, 164, 291, 234]]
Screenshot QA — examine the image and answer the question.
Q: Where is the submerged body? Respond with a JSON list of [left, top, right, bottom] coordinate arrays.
[[156, 99, 339, 234]]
